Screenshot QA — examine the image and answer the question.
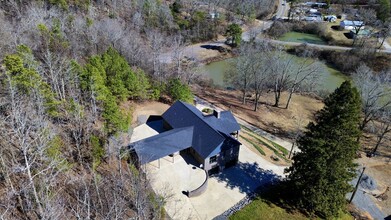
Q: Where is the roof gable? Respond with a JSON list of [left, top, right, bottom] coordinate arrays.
[[162, 101, 225, 158], [203, 111, 241, 134], [130, 127, 194, 164]]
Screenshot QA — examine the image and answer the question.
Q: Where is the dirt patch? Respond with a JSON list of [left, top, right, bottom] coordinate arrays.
[[130, 101, 170, 126], [194, 87, 323, 138], [355, 153, 391, 216]]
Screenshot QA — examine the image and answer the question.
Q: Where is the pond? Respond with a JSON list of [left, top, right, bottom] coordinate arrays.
[[279, 31, 327, 45], [200, 55, 349, 93]]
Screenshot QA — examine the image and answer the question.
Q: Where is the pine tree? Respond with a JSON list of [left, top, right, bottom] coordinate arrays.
[[285, 81, 361, 218]]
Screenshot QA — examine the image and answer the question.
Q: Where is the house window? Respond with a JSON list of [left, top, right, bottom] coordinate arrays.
[[210, 155, 217, 163]]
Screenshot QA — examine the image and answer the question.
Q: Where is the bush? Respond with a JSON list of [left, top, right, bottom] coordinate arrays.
[[91, 135, 105, 169], [268, 21, 291, 38], [202, 108, 213, 114], [167, 78, 193, 103]]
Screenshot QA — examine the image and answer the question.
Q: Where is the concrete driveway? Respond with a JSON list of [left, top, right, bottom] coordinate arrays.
[[146, 144, 287, 220]]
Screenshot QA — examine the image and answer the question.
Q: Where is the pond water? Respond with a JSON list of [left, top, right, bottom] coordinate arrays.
[[279, 31, 327, 45], [200, 55, 349, 92]]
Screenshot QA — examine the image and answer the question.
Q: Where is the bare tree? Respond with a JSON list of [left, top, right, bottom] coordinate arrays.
[[0, 70, 67, 219], [284, 55, 321, 109], [352, 8, 377, 46], [369, 108, 391, 155], [171, 34, 186, 77], [251, 42, 272, 111], [147, 29, 165, 82], [224, 44, 254, 105], [377, 18, 391, 49], [353, 65, 391, 133]]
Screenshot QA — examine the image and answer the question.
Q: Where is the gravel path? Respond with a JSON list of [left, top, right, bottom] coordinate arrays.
[[348, 168, 386, 220]]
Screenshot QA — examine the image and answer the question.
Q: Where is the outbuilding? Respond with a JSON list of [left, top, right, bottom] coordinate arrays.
[[340, 20, 364, 30]]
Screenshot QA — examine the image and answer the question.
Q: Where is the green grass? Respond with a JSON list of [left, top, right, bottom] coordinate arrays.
[[271, 141, 289, 155], [230, 198, 308, 220], [230, 198, 353, 220], [240, 135, 266, 156], [241, 126, 289, 162], [279, 32, 327, 45]]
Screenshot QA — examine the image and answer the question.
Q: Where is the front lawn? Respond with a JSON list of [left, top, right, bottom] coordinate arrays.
[[230, 198, 308, 220], [230, 198, 354, 220]]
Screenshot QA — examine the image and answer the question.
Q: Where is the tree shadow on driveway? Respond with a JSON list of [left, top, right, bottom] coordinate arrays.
[[212, 161, 281, 195]]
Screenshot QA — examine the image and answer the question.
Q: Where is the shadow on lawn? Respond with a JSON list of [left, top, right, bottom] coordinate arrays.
[[212, 161, 281, 195], [212, 161, 301, 215]]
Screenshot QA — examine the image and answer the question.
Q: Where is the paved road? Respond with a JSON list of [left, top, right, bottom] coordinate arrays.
[[265, 39, 391, 54], [275, 0, 289, 19]]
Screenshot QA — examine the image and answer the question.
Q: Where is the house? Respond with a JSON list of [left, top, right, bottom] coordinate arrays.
[[129, 101, 241, 175], [349, 29, 372, 39], [305, 2, 327, 8], [305, 15, 322, 22], [209, 12, 220, 19], [340, 20, 364, 30], [324, 15, 337, 22]]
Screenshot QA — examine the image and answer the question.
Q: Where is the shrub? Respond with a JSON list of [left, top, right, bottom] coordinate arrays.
[[167, 78, 193, 103], [268, 21, 291, 38]]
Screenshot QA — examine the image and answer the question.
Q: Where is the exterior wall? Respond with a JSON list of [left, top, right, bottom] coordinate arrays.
[[188, 170, 209, 197], [203, 143, 240, 175], [162, 119, 172, 131], [204, 154, 219, 172], [189, 148, 204, 167], [219, 144, 240, 169]]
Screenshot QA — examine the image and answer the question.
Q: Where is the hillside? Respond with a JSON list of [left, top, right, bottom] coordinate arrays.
[[0, 0, 277, 219]]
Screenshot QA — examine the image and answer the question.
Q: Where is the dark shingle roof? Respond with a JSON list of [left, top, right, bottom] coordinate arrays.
[[162, 101, 240, 159], [162, 102, 225, 158], [130, 127, 193, 164], [203, 111, 241, 135]]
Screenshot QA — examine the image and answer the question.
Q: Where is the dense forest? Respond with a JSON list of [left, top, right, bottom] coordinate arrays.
[[0, 0, 277, 219]]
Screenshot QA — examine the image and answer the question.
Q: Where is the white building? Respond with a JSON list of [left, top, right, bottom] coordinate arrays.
[[340, 20, 364, 30]]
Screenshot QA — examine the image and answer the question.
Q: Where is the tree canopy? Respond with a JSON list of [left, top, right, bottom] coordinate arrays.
[[78, 47, 152, 134], [226, 23, 242, 47], [285, 81, 361, 218], [167, 78, 193, 103]]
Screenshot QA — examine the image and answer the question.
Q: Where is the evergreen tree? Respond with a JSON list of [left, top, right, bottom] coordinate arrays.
[[226, 24, 242, 47], [285, 81, 361, 218], [167, 78, 193, 103], [377, 0, 391, 22]]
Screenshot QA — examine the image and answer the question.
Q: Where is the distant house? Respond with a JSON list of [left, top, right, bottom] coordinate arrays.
[[340, 20, 364, 30], [324, 15, 337, 22], [305, 2, 327, 8], [209, 12, 220, 19], [129, 101, 241, 175], [350, 29, 372, 39], [305, 15, 322, 22]]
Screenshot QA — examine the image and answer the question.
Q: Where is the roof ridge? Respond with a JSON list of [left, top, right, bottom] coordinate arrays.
[[178, 101, 225, 139]]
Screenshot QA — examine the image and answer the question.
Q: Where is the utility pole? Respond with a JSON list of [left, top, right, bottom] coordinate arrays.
[[288, 142, 295, 159], [349, 167, 366, 204]]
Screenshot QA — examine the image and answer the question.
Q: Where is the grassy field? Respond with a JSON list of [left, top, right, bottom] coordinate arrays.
[[230, 198, 308, 220], [279, 31, 327, 45], [324, 19, 353, 46], [230, 198, 353, 220]]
